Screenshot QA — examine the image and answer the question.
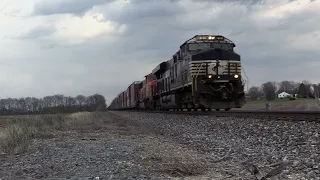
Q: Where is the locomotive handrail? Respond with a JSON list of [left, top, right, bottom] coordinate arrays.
[[193, 62, 205, 91], [241, 65, 249, 91]]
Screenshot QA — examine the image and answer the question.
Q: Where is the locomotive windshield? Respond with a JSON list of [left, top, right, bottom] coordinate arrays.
[[188, 43, 211, 50], [188, 43, 233, 51]]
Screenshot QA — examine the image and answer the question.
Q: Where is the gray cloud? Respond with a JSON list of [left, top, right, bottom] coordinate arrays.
[[16, 26, 56, 39], [2, 0, 320, 104], [31, 0, 267, 21], [31, 0, 273, 18], [32, 0, 112, 16]]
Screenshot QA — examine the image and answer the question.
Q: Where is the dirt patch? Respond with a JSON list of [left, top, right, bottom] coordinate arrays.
[[137, 136, 208, 178]]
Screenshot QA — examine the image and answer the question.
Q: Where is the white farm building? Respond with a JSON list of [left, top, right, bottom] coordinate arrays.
[[278, 92, 292, 99]]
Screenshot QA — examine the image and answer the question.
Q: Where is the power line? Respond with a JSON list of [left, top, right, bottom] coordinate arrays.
[[0, 3, 11, 14], [0, 0, 19, 15]]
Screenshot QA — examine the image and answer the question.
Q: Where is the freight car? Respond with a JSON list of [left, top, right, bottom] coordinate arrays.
[[108, 35, 247, 111]]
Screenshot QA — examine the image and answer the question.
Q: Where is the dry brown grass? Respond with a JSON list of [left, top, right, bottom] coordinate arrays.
[[0, 112, 107, 155]]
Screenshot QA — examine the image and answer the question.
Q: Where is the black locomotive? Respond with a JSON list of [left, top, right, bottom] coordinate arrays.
[[108, 35, 246, 111]]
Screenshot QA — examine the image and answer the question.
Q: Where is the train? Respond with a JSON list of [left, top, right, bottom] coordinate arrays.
[[108, 35, 247, 111]]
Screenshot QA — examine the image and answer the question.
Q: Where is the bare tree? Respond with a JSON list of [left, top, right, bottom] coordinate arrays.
[[302, 80, 311, 85], [302, 80, 313, 97], [76, 95, 86, 111], [0, 93, 107, 115], [277, 80, 297, 94], [247, 86, 263, 100], [93, 94, 107, 111], [298, 83, 308, 98], [261, 81, 277, 101]]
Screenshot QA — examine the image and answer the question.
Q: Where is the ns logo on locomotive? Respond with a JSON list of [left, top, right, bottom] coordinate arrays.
[[108, 35, 247, 111]]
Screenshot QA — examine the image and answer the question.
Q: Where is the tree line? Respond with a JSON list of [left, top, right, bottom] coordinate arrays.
[[246, 80, 320, 101], [0, 94, 107, 115]]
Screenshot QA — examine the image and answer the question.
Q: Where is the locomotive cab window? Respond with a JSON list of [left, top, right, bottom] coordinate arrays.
[[188, 43, 210, 51], [211, 43, 234, 52]]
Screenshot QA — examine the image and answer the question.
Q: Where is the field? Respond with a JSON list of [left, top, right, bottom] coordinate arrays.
[[241, 98, 320, 111], [0, 112, 103, 155], [0, 110, 319, 179]]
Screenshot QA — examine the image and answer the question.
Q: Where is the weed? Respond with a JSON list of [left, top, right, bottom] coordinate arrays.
[[0, 112, 107, 155]]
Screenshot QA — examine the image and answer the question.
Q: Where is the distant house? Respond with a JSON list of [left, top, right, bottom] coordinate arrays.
[[278, 92, 292, 99]]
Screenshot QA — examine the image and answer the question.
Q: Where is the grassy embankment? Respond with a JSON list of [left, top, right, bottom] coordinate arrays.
[[0, 112, 107, 155], [243, 98, 320, 110]]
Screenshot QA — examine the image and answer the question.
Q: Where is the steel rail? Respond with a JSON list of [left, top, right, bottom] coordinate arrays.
[[109, 109, 320, 122]]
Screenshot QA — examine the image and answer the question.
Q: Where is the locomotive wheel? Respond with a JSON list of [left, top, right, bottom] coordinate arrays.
[[207, 109, 212, 111], [187, 108, 191, 111], [201, 108, 206, 112], [225, 108, 231, 111], [193, 108, 198, 111], [215, 109, 220, 111]]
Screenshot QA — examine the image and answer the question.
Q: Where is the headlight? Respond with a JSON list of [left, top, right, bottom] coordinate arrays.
[[234, 74, 239, 78], [208, 74, 212, 78]]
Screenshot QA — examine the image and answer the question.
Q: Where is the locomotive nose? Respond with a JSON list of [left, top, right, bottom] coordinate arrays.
[[192, 48, 240, 61]]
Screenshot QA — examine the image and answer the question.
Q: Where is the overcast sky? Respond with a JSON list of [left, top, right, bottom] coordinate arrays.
[[0, 0, 319, 104]]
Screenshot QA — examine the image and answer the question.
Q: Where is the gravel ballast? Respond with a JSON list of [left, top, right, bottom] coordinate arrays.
[[0, 111, 319, 179], [112, 111, 320, 179]]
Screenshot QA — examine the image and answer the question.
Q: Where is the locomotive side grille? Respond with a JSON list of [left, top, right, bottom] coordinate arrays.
[[189, 60, 241, 76], [225, 63, 241, 75]]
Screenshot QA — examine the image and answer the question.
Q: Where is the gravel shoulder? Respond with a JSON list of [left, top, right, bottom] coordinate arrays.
[[114, 111, 320, 180], [1, 111, 320, 179], [0, 112, 217, 179]]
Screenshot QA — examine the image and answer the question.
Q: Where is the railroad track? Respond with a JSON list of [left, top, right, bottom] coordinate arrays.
[[113, 110, 320, 122]]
